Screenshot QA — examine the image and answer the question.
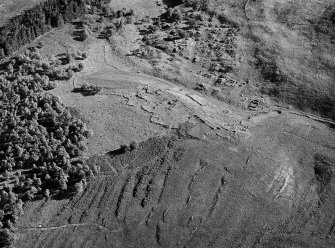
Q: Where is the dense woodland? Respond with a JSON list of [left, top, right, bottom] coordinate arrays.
[[0, 0, 137, 246], [0, 31, 99, 248]]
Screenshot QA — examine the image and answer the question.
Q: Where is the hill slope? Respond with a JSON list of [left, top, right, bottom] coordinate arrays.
[[16, 114, 335, 248], [241, 0, 335, 119], [1, 0, 335, 247]]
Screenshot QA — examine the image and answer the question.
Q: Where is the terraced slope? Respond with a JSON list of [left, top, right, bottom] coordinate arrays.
[[16, 113, 335, 248]]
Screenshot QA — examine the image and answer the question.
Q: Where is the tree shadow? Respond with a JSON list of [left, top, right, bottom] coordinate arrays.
[[72, 20, 84, 29], [162, 0, 182, 7], [139, 29, 150, 35], [72, 86, 102, 96], [73, 36, 85, 42], [106, 147, 127, 157]]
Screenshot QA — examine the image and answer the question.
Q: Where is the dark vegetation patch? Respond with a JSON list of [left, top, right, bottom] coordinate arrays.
[[72, 83, 102, 96], [314, 154, 335, 201], [313, 5, 335, 40], [163, 0, 209, 11], [255, 42, 335, 120], [254, 47, 287, 87], [261, 80, 335, 121]]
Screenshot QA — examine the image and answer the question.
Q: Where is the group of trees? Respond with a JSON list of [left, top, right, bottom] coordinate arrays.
[[73, 83, 102, 96], [183, 0, 209, 11], [0, 47, 96, 246], [164, 8, 183, 23], [2, 49, 82, 86], [101, 6, 135, 19], [97, 8, 136, 41], [167, 0, 209, 11], [72, 4, 136, 42], [0, 0, 113, 60]]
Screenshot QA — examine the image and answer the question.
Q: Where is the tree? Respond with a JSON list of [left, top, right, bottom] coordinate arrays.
[[37, 41, 44, 49], [102, 6, 112, 17], [87, 169, 95, 179], [129, 141, 138, 151], [0, 48, 5, 59], [64, 53, 72, 64], [149, 25, 159, 33], [92, 164, 100, 175], [8, 192, 17, 204], [79, 30, 89, 41], [16, 199, 24, 216], [7, 64, 14, 74], [174, 9, 183, 23], [59, 169, 68, 190], [200, 0, 210, 11], [126, 16, 135, 24], [115, 20, 124, 30], [11, 215, 18, 224], [0, 228, 14, 247], [44, 189, 50, 198], [128, 9, 135, 16], [178, 29, 188, 38], [78, 63, 84, 72], [14, 144, 24, 158], [34, 178, 42, 187], [74, 181, 84, 193], [5, 220, 14, 230], [0, 210, 5, 221], [45, 174, 51, 180], [57, 14, 65, 27], [0, 191, 9, 205], [26, 178, 33, 187], [26, 186, 38, 200], [167, 8, 182, 23]]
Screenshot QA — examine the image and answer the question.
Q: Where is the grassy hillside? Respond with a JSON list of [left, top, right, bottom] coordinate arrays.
[[15, 117, 335, 248], [161, 0, 335, 120], [244, 0, 335, 120], [0, 0, 45, 26]]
